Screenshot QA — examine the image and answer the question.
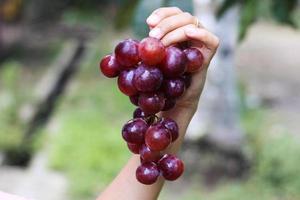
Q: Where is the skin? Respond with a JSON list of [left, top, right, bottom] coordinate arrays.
[[97, 7, 219, 200]]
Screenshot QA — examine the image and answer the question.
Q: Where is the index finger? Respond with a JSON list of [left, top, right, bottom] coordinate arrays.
[[146, 7, 182, 27]]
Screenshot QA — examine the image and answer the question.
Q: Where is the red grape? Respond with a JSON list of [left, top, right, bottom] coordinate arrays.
[[133, 107, 147, 119], [122, 118, 148, 144], [99, 55, 121, 78], [138, 37, 166, 65], [181, 73, 192, 89], [127, 143, 141, 154], [140, 144, 162, 162], [158, 154, 184, 181], [97, 37, 198, 184], [145, 123, 171, 151], [160, 46, 187, 78], [138, 92, 165, 115], [159, 118, 179, 142], [162, 98, 176, 111], [133, 63, 163, 92], [129, 95, 139, 106], [162, 78, 185, 98], [115, 39, 139, 67], [118, 69, 138, 96], [184, 47, 204, 73], [136, 162, 160, 185]]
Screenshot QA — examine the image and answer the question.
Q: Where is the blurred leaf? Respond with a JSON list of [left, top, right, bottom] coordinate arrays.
[[163, 0, 194, 13], [133, 0, 163, 38], [115, 0, 140, 30], [239, 0, 257, 40], [0, 61, 21, 90], [271, 0, 297, 27], [217, 0, 239, 19]]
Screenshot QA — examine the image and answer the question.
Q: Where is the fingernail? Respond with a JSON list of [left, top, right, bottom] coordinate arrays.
[[185, 27, 196, 35], [149, 27, 162, 39], [146, 15, 159, 26]]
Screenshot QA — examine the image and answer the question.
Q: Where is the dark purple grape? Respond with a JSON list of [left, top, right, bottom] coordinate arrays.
[[118, 69, 138, 96], [162, 98, 176, 111], [127, 143, 141, 154], [160, 46, 187, 78], [138, 92, 165, 115], [99, 55, 121, 78], [159, 118, 179, 142], [122, 118, 148, 144], [181, 73, 192, 89], [136, 162, 160, 185], [184, 47, 204, 73], [145, 123, 171, 151], [162, 78, 185, 98], [115, 39, 139, 68], [133, 63, 163, 92], [139, 144, 162, 162], [138, 37, 166, 66], [133, 107, 147, 118], [158, 154, 184, 181], [129, 95, 139, 106]]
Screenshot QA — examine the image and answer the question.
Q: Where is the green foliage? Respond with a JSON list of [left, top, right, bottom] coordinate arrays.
[[0, 61, 21, 90], [164, 0, 193, 14], [217, 0, 298, 40], [132, 0, 193, 38], [271, 0, 297, 26], [114, 0, 140, 30], [62, 8, 104, 30], [216, 0, 239, 19], [0, 61, 24, 150], [239, 0, 257, 40], [48, 35, 134, 199], [133, 0, 163, 38]]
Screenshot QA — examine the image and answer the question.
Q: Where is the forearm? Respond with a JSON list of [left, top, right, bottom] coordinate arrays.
[[97, 107, 195, 200]]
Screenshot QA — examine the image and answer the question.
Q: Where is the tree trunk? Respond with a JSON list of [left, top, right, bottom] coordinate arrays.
[[188, 0, 243, 151]]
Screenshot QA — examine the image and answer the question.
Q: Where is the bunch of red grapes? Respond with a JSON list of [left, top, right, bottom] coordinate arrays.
[[99, 37, 204, 185]]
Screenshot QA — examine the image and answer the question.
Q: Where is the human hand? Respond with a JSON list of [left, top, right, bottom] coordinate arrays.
[[146, 7, 219, 113]]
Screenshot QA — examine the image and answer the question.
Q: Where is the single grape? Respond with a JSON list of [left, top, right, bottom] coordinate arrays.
[[159, 118, 179, 142], [138, 92, 165, 115], [118, 69, 138, 96], [133, 63, 163, 92], [122, 118, 148, 144], [160, 46, 187, 78], [129, 95, 139, 106], [140, 144, 162, 162], [133, 107, 147, 119], [184, 47, 204, 73], [99, 55, 121, 78], [145, 123, 171, 151], [162, 78, 185, 98], [162, 98, 176, 111], [115, 39, 139, 67], [127, 143, 141, 154], [158, 154, 184, 181], [136, 162, 160, 185], [181, 73, 192, 89], [138, 37, 166, 65]]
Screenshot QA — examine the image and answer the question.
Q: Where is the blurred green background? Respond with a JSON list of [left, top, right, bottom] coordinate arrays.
[[0, 0, 300, 199]]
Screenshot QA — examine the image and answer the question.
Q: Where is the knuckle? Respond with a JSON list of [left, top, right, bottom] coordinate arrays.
[[183, 12, 193, 19], [153, 7, 163, 15], [171, 6, 182, 13]]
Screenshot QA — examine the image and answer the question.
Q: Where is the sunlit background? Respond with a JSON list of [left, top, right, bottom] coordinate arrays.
[[0, 0, 300, 199]]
